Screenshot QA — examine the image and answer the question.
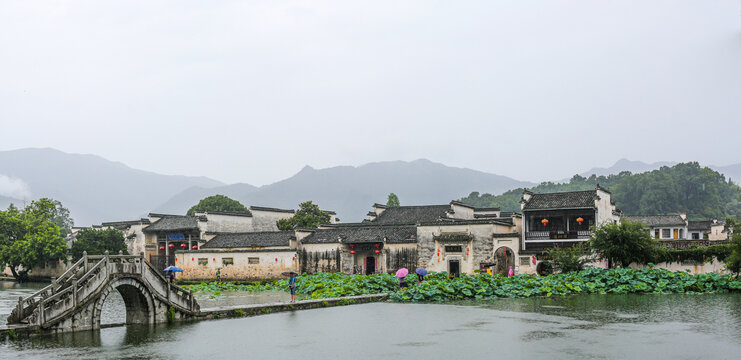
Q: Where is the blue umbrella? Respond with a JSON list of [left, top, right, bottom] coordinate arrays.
[[416, 268, 427, 276], [164, 266, 183, 273]]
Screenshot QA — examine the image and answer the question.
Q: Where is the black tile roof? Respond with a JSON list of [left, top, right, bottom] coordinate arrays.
[[201, 231, 293, 248], [474, 207, 501, 212], [301, 225, 417, 244], [367, 205, 451, 225], [143, 215, 199, 232], [197, 210, 253, 217], [623, 215, 686, 227], [688, 221, 710, 231], [523, 190, 597, 210], [249, 206, 294, 214]]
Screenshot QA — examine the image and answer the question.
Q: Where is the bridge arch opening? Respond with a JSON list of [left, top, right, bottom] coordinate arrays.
[[94, 278, 155, 328]]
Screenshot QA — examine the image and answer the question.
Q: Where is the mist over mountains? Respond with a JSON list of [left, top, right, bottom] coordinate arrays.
[[1, 148, 739, 225]]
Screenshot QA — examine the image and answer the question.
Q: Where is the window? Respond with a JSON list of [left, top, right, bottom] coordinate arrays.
[[673, 229, 679, 239], [654, 229, 660, 239], [679, 229, 684, 239], [662, 229, 670, 239], [691, 232, 700, 240], [445, 246, 462, 253], [198, 258, 208, 266], [222, 258, 234, 266], [248, 257, 260, 264]]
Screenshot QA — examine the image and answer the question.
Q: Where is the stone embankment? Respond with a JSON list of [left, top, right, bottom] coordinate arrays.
[[1, 293, 388, 339]]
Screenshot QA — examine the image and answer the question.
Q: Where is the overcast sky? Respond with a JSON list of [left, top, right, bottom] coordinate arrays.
[[1, 1, 740, 186]]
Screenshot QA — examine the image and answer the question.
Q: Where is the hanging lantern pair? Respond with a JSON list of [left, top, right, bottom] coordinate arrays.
[[541, 219, 549, 226]]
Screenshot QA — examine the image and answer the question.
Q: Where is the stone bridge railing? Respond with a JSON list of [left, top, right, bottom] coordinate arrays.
[[7, 251, 199, 328]]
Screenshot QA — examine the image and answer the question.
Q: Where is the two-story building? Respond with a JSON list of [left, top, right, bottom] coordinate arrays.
[[622, 214, 688, 241], [520, 186, 621, 254]]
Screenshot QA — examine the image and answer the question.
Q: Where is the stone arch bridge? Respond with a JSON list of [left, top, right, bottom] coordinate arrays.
[[7, 252, 199, 332]]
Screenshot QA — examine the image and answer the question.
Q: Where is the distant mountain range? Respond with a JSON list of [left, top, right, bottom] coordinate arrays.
[[1, 148, 739, 225], [0, 148, 224, 225], [154, 159, 535, 222]]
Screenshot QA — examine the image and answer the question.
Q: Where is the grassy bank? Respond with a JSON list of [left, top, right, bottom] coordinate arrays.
[[187, 267, 741, 302]]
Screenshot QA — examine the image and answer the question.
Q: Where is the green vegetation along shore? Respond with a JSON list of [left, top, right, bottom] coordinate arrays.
[[187, 268, 741, 303]]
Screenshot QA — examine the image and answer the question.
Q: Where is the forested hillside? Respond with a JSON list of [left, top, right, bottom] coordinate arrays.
[[459, 163, 741, 220]]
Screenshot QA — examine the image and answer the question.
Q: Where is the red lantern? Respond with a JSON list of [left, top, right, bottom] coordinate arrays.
[[466, 247, 469, 256], [541, 219, 549, 226], [576, 217, 584, 225], [292, 257, 295, 261], [350, 250, 356, 254], [168, 243, 175, 249], [180, 243, 187, 248], [159, 246, 165, 250], [192, 245, 198, 250], [275, 258, 278, 262], [174, 258, 177, 262], [350, 244, 355, 248], [375, 250, 380, 254], [212, 258, 215, 261], [375, 244, 380, 247], [191, 257, 194, 261]]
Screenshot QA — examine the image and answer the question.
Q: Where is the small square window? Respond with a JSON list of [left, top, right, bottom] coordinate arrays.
[[248, 257, 260, 264], [222, 258, 234, 266], [661, 229, 670, 239], [198, 258, 208, 266]]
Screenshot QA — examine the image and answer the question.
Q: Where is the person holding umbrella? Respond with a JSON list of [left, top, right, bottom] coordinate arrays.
[[282, 270, 299, 302], [416, 268, 427, 284], [396, 268, 409, 289], [164, 266, 183, 283]]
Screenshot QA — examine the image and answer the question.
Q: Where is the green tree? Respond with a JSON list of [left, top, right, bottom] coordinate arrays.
[[0, 202, 67, 281], [24, 198, 74, 235], [276, 201, 331, 230], [544, 242, 593, 273], [386, 193, 400, 207], [725, 218, 741, 275], [70, 228, 128, 260], [589, 220, 656, 267], [186, 195, 248, 216]]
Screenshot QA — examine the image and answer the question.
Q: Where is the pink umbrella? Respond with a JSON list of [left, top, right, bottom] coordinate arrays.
[[396, 268, 408, 278]]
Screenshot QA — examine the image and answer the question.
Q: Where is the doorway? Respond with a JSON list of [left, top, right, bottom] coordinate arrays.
[[365, 256, 376, 275], [448, 260, 460, 278]]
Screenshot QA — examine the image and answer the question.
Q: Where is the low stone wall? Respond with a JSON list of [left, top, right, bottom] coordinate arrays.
[[175, 250, 299, 281], [1, 294, 389, 339], [630, 259, 728, 274]]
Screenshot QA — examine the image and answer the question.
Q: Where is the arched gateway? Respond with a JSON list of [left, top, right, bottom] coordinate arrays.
[[7, 252, 199, 332]]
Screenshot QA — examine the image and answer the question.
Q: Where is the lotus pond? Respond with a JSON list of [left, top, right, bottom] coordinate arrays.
[[187, 267, 741, 302]]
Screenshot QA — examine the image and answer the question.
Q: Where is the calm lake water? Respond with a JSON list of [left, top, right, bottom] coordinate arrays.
[[1, 281, 739, 359]]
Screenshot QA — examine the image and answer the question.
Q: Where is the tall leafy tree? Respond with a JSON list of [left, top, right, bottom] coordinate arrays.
[[186, 195, 248, 216], [386, 193, 400, 207], [70, 228, 128, 260], [276, 201, 331, 230], [24, 198, 74, 236], [589, 220, 656, 267], [0, 202, 68, 281]]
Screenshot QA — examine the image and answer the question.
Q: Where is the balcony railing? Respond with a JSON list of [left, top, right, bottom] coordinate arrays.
[[525, 230, 592, 241]]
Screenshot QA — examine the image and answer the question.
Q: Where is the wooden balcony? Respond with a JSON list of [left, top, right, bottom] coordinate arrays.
[[525, 230, 592, 241]]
